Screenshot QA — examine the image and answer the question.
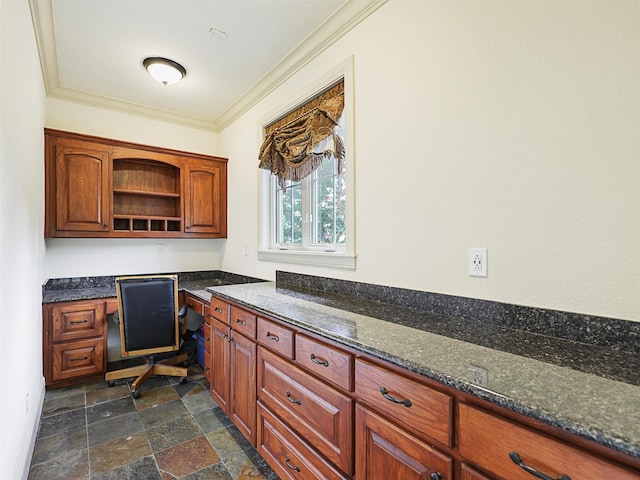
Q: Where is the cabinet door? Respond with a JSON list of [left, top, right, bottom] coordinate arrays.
[[210, 318, 230, 411], [355, 404, 453, 480], [230, 331, 257, 445], [54, 142, 110, 232], [184, 160, 227, 235]]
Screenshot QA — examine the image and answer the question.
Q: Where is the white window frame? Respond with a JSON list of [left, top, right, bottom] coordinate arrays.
[[257, 57, 356, 270]]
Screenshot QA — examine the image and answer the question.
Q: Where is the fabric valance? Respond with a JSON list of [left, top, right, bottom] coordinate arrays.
[[258, 82, 345, 190]]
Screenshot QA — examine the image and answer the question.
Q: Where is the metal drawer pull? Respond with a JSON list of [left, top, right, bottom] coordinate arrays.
[[70, 319, 88, 324], [430, 473, 442, 480], [214, 307, 224, 313], [235, 319, 247, 325], [380, 387, 412, 407], [285, 455, 301, 472], [309, 353, 329, 367], [266, 332, 280, 342], [70, 356, 88, 362], [509, 451, 571, 480], [285, 391, 302, 405]]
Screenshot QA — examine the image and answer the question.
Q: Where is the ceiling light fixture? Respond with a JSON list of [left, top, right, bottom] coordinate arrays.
[[143, 57, 186, 86]]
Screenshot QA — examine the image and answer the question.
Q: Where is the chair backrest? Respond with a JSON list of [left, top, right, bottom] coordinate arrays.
[[116, 274, 180, 357]]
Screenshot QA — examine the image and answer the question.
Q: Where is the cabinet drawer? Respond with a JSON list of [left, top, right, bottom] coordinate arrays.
[[258, 347, 353, 475], [52, 301, 105, 342], [296, 334, 353, 392], [230, 306, 257, 339], [355, 359, 453, 447], [209, 296, 229, 324], [185, 293, 206, 316], [458, 403, 640, 480], [257, 316, 294, 359], [257, 402, 349, 480], [52, 338, 105, 381]]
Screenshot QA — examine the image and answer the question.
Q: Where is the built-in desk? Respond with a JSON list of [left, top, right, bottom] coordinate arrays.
[[41, 270, 265, 388]]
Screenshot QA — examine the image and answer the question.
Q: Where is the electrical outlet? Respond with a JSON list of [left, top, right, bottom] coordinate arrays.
[[156, 244, 164, 256], [468, 365, 488, 387], [469, 248, 487, 277]]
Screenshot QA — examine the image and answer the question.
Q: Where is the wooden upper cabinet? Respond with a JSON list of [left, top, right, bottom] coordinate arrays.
[[46, 137, 110, 234], [44, 129, 227, 238], [184, 159, 227, 236]]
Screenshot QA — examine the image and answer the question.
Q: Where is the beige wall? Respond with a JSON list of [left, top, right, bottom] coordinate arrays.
[[0, 0, 47, 477], [219, 0, 640, 322]]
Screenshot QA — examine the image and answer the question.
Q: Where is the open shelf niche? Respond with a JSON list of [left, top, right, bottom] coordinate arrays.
[[112, 158, 182, 233]]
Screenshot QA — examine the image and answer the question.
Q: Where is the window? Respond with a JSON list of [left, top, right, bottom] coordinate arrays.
[[274, 120, 346, 251], [258, 60, 355, 269]]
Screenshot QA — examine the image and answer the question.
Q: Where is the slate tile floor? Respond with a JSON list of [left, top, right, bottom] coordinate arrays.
[[28, 365, 279, 480]]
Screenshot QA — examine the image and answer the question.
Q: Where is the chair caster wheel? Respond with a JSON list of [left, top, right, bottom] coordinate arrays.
[[107, 380, 115, 387], [179, 377, 187, 384], [132, 390, 141, 399]]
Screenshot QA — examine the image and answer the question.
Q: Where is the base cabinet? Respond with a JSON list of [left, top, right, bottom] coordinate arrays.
[[210, 306, 257, 445], [204, 294, 640, 480], [43, 298, 116, 387]]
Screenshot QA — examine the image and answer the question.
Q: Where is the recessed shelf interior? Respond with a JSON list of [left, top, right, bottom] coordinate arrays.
[[112, 158, 181, 231]]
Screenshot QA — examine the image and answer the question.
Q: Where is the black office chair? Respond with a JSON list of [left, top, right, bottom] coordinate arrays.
[[106, 274, 189, 398]]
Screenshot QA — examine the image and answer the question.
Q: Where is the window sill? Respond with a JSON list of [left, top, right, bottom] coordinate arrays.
[[257, 249, 356, 270]]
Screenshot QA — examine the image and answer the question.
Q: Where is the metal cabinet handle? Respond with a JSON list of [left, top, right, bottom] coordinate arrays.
[[309, 353, 329, 367], [235, 319, 247, 325], [70, 319, 88, 325], [430, 473, 442, 480], [285, 391, 302, 405], [380, 387, 412, 407], [285, 455, 301, 472], [70, 356, 88, 362], [266, 332, 280, 342], [214, 307, 223, 313], [509, 452, 571, 480]]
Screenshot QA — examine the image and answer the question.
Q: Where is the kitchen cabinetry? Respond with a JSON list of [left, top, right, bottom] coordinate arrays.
[[209, 302, 257, 445], [45, 129, 227, 238], [192, 292, 640, 480], [43, 298, 117, 387]]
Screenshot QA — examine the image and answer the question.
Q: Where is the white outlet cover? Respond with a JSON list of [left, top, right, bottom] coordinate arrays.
[[469, 248, 487, 277]]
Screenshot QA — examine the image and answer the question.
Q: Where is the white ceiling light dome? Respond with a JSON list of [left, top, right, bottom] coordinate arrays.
[[143, 57, 186, 86]]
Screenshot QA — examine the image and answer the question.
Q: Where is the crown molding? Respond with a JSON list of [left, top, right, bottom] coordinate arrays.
[[30, 0, 388, 133]]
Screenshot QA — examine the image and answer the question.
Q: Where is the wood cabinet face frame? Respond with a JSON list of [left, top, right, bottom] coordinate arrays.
[[44, 129, 227, 238], [43, 299, 111, 387]]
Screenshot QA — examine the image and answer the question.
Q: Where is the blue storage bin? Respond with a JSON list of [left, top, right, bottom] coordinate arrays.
[[193, 331, 205, 368]]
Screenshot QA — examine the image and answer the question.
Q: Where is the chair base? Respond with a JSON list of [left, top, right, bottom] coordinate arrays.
[[106, 353, 189, 397]]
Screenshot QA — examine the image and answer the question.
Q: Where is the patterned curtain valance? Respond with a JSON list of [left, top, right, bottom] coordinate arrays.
[[258, 81, 345, 190]]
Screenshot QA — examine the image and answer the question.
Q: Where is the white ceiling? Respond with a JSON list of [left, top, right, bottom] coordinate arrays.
[[29, 0, 386, 132]]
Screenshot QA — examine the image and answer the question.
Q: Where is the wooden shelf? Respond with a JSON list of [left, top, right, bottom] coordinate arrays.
[[113, 188, 180, 198], [113, 215, 181, 232]]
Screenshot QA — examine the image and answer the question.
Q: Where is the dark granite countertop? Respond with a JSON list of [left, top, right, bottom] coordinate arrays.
[[205, 281, 640, 462], [41, 270, 265, 304]]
